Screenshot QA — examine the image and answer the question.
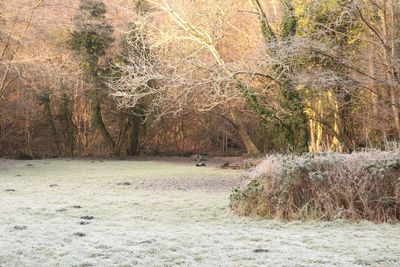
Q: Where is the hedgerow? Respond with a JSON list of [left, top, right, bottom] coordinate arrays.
[[230, 151, 400, 222]]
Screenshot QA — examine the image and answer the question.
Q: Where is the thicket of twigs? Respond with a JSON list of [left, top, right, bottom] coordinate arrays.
[[230, 150, 400, 223]]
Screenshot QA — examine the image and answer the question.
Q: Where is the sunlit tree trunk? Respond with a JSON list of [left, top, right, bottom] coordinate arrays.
[[230, 110, 260, 157], [330, 101, 342, 152], [381, 0, 400, 138], [307, 98, 323, 153]]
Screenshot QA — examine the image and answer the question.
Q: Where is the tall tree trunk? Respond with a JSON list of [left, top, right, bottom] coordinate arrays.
[[113, 115, 129, 156], [229, 110, 261, 157], [61, 93, 74, 157], [330, 101, 342, 152], [335, 91, 354, 152], [309, 119, 325, 152], [46, 102, 61, 156], [92, 96, 115, 152], [279, 83, 309, 152], [389, 0, 400, 138], [307, 98, 323, 153], [309, 117, 316, 153], [25, 113, 33, 157], [382, 0, 400, 138], [38, 91, 61, 156], [0, 118, 3, 156], [367, 34, 380, 115], [127, 114, 142, 156]]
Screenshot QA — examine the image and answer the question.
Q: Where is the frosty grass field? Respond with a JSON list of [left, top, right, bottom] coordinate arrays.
[[1, 159, 400, 267]]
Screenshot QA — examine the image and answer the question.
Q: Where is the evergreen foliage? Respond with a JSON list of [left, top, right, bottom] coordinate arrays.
[[70, 0, 114, 73]]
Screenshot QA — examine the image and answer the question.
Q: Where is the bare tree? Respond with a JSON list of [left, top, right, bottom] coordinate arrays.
[[108, 0, 272, 156]]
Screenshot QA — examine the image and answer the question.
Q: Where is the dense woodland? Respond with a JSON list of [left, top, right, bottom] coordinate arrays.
[[1, 0, 400, 158]]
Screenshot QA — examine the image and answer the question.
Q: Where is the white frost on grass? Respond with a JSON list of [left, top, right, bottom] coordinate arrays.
[[0, 159, 400, 266]]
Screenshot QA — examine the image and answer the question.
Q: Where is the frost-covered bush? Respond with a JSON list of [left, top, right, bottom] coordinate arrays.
[[230, 151, 400, 222]]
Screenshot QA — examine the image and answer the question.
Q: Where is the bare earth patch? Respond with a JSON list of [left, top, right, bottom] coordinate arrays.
[[0, 159, 399, 266]]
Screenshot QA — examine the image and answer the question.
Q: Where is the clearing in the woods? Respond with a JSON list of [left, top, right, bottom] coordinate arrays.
[[0, 159, 399, 266]]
